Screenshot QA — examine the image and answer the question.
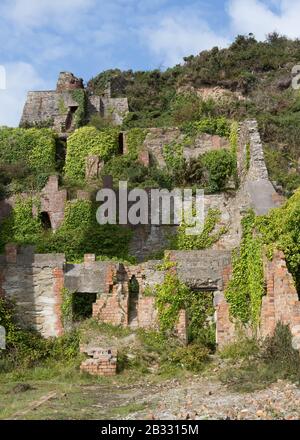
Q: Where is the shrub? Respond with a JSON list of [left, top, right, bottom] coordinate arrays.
[[202, 149, 236, 192], [262, 322, 300, 377], [170, 344, 210, 372]]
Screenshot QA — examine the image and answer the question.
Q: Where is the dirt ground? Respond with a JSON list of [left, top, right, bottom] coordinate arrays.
[[1, 374, 300, 420]]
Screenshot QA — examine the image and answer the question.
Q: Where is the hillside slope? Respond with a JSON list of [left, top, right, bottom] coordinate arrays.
[[89, 33, 300, 194]]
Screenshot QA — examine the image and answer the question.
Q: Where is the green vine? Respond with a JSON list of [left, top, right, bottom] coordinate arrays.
[[163, 140, 185, 170], [0, 196, 42, 251], [64, 126, 119, 183], [155, 272, 190, 333], [154, 272, 215, 345], [173, 208, 227, 250], [126, 128, 148, 159], [71, 89, 88, 128], [61, 287, 73, 327], [225, 210, 264, 327], [58, 97, 68, 115]]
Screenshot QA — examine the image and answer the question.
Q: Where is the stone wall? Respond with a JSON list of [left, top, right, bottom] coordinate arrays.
[[141, 128, 230, 168], [20, 72, 129, 131], [0, 245, 65, 338], [40, 175, 67, 231], [237, 120, 284, 216]]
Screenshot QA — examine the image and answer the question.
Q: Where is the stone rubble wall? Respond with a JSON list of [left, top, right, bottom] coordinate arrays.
[[141, 128, 230, 168], [20, 72, 129, 131], [0, 245, 65, 338]]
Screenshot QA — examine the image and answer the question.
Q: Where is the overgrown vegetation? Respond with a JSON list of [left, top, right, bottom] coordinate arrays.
[[225, 210, 264, 327], [88, 34, 300, 194], [0, 127, 57, 195], [220, 323, 300, 392], [173, 208, 227, 251], [225, 190, 300, 328], [153, 269, 215, 348], [0, 197, 134, 262], [64, 126, 119, 183]]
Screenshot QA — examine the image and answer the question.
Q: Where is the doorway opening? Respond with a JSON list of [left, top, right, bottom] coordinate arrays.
[[118, 132, 124, 155], [39, 211, 52, 230], [72, 292, 97, 322], [65, 106, 78, 131], [128, 275, 139, 327]]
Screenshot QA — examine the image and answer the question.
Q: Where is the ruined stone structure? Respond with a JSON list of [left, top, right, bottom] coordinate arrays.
[[1, 115, 297, 351], [20, 72, 129, 133]]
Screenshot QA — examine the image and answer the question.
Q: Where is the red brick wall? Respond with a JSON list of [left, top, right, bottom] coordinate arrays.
[[137, 297, 157, 329], [53, 267, 64, 336], [260, 251, 300, 348], [175, 309, 188, 345], [216, 251, 300, 350]]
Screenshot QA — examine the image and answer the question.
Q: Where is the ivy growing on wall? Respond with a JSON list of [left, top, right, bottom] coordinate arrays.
[[61, 287, 73, 328], [36, 199, 133, 262], [163, 140, 185, 171], [182, 117, 231, 138], [0, 127, 57, 193], [173, 208, 227, 251], [154, 271, 215, 346], [71, 89, 88, 128], [64, 126, 119, 183], [225, 210, 264, 327], [0, 197, 42, 251], [126, 128, 148, 159], [155, 272, 191, 333], [256, 188, 300, 290]]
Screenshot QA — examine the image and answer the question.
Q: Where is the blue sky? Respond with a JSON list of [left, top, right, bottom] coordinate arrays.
[[1, 0, 300, 126]]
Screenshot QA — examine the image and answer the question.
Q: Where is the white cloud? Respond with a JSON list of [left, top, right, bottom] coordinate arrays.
[[1, 0, 95, 30], [143, 13, 229, 67], [228, 0, 300, 40], [0, 62, 51, 127]]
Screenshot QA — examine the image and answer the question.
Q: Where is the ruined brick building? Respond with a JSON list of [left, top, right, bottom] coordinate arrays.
[[1, 75, 299, 358]]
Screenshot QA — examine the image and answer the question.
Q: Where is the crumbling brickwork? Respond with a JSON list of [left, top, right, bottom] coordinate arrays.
[[80, 346, 117, 376], [260, 251, 300, 350], [216, 251, 300, 350]]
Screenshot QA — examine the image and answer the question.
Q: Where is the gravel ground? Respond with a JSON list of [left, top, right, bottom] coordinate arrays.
[[126, 377, 300, 420]]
